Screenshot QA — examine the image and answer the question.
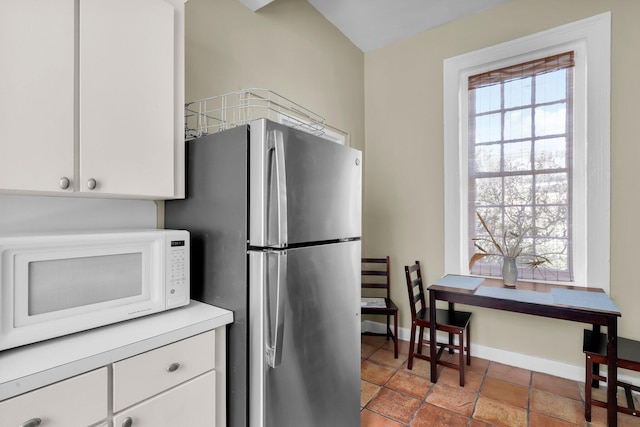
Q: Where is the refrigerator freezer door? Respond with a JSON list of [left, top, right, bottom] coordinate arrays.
[[249, 241, 360, 427], [249, 119, 362, 248]]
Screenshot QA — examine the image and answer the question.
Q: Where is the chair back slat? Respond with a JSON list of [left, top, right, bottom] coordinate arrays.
[[412, 293, 422, 305], [361, 270, 388, 276], [361, 256, 391, 300], [362, 283, 388, 289]]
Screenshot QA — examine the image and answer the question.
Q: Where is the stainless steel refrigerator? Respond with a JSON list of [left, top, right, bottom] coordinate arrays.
[[165, 119, 361, 427]]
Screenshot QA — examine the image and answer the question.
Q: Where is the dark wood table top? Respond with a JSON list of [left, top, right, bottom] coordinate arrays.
[[428, 275, 621, 319]]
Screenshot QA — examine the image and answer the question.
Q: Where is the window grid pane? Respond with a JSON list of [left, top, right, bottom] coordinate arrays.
[[468, 57, 574, 282]]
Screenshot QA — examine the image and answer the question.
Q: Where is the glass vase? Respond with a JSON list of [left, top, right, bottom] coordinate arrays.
[[502, 257, 518, 287]]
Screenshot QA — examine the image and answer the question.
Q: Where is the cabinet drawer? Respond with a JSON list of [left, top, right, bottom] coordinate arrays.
[[114, 370, 215, 427], [113, 330, 215, 411], [0, 367, 107, 427]]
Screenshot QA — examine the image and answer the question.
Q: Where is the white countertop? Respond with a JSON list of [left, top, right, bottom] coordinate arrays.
[[0, 300, 233, 401]]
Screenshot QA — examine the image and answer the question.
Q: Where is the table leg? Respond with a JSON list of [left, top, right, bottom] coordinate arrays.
[[393, 311, 398, 359], [607, 317, 617, 427], [448, 302, 455, 354], [592, 324, 600, 388], [429, 289, 437, 383]]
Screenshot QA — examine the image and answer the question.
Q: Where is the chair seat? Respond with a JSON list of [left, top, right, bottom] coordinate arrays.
[[416, 307, 472, 330], [583, 330, 640, 365], [361, 298, 399, 315]]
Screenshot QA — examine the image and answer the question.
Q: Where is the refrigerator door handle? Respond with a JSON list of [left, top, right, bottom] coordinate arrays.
[[266, 251, 286, 368], [267, 129, 288, 247]]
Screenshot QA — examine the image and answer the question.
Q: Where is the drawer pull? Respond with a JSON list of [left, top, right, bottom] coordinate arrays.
[[20, 419, 42, 427], [167, 362, 180, 372], [122, 417, 133, 427]]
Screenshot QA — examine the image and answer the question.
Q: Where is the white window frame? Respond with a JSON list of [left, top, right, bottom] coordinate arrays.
[[443, 13, 610, 292]]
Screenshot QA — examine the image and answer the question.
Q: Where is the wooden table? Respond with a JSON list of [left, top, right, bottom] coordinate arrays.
[[428, 276, 621, 427]]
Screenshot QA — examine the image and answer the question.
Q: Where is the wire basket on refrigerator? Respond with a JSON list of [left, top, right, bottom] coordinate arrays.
[[184, 88, 326, 140]]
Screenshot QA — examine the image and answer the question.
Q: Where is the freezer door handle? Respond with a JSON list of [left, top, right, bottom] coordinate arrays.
[[266, 251, 286, 368], [267, 129, 288, 247]]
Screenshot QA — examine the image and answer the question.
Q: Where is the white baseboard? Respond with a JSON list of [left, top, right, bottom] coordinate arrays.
[[361, 320, 640, 386]]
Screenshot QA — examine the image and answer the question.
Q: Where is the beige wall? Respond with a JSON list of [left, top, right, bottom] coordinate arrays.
[[184, 0, 365, 151], [364, 0, 640, 369], [186, 0, 639, 375]]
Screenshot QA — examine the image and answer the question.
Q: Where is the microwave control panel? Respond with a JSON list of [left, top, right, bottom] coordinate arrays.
[[167, 237, 189, 308]]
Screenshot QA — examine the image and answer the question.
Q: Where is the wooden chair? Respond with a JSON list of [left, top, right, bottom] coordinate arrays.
[[583, 329, 640, 421], [405, 260, 472, 386], [361, 257, 399, 358]]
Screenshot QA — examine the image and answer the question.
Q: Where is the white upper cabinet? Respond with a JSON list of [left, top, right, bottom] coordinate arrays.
[[80, 0, 175, 197], [0, 0, 76, 193], [0, 0, 183, 199]]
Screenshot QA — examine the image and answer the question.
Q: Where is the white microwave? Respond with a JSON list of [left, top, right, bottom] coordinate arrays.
[[0, 229, 190, 351]]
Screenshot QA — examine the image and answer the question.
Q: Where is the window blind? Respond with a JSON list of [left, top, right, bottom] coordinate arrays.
[[467, 51, 575, 282]]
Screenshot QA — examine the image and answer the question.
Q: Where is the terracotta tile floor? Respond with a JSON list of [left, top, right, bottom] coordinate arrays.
[[361, 335, 640, 427]]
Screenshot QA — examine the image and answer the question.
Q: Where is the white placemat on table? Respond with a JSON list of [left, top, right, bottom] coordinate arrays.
[[434, 275, 484, 291]]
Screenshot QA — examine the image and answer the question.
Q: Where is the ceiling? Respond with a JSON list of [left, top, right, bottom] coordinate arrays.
[[239, 0, 512, 52]]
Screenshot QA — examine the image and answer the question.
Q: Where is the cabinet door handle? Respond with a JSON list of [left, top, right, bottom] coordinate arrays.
[[122, 417, 133, 427], [20, 418, 42, 427], [167, 362, 180, 372], [87, 178, 97, 190], [59, 176, 70, 189]]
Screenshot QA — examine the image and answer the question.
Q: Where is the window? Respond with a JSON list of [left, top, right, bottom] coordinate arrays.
[[468, 52, 574, 282], [443, 13, 610, 291]]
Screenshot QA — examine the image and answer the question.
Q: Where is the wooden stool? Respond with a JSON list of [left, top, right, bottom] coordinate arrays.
[[583, 329, 640, 421]]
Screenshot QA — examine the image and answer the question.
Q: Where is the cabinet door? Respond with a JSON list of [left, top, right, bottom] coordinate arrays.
[[0, 368, 108, 427], [79, 0, 174, 197], [113, 371, 216, 427], [0, 0, 75, 193]]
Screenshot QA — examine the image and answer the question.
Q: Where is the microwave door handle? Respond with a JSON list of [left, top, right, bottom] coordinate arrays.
[[266, 251, 286, 368], [267, 129, 288, 247]]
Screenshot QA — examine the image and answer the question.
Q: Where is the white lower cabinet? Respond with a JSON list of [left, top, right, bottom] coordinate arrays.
[[113, 371, 216, 427], [0, 368, 108, 427], [0, 329, 223, 427], [112, 330, 218, 426], [113, 329, 216, 412]]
